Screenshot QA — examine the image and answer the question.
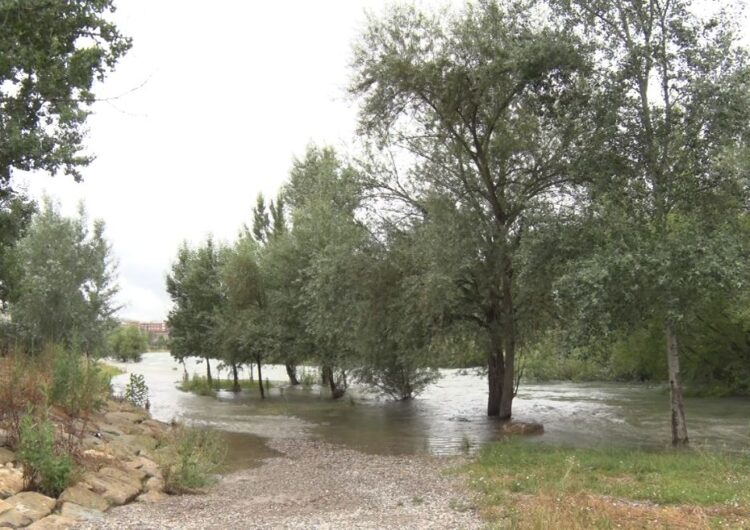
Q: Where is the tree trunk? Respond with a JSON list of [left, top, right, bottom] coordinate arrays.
[[321, 365, 330, 386], [231, 363, 240, 392], [204, 356, 212, 387], [487, 339, 503, 416], [498, 262, 516, 419], [665, 319, 688, 446], [256, 358, 265, 399], [285, 363, 300, 386], [322, 366, 345, 399]]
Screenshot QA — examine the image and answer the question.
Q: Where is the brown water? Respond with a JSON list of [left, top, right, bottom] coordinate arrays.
[[110, 352, 750, 465]]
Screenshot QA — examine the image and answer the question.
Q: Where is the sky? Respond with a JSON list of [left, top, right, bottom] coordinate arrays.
[[17, 0, 750, 323], [20, 0, 388, 322]]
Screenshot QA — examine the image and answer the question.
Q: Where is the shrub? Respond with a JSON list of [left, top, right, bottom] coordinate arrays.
[[49, 348, 110, 416], [0, 353, 50, 447], [124, 373, 149, 409], [16, 414, 73, 497], [158, 426, 226, 494]]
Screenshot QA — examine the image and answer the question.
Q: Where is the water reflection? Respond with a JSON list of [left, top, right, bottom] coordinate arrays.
[[110, 352, 750, 459]]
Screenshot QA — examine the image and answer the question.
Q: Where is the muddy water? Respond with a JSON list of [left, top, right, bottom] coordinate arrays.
[[110, 352, 750, 465]]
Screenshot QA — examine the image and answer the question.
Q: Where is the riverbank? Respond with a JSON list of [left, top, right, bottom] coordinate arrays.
[[468, 440, 750, 529], [75, 437, 483, 529], [0, 399, 170, 528]]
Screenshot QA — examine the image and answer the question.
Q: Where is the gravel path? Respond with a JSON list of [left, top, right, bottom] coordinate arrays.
[[77, 437, 483, 529]]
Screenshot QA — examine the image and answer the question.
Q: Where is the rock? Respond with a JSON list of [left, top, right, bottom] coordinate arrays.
[[59, 502, 105, 522], [502, 421, 544, 436], [0, 428, 8, 447], [26, 514, 78, 529], [110, 434, 158, 458], [0, 448, 15, 465], [82, 467, 141, 506], [125, 456, 161, 479], [58, 484, 110, 512], [136, 489, 167, 503], [144, 476, 165, 493], [1, 492, 55, 526], [0, 499, 12, 514], [0, 467, 24, 499]]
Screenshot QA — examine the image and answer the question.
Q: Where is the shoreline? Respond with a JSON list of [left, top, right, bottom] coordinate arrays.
[[75, 436, 483, 529]]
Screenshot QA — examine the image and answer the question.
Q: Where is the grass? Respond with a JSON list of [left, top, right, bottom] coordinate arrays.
[[467, 440, 750, 529], [98, 361, 125, 378], [177, 373, 278, 396]]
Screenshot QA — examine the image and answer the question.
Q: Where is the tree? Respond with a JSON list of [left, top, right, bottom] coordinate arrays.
[[0, 193, 35, 312], [0, 0, 131, 193], [555, 0, 750, 445], [350, 1, 591, 417], [284, 146, 368, 399], [10, 198, 119, 354], [166, 238, 224, 385], [107, 325, 148, 362]]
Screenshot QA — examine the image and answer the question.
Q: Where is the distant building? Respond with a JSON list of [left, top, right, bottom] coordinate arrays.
[[119, 319, 170, 343]]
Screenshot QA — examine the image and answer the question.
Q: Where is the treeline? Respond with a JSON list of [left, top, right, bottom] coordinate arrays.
[[168, 0, 750, 445]]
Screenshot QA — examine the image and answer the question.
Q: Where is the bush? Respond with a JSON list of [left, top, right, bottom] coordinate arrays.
[[49, 348, 111, 416], [158, 426, 226, 493], [124, 373, 149, 409], [0, 353, 49, 447], [16, 414, 73, 497]]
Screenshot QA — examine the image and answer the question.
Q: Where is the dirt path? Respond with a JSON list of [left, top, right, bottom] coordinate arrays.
[[77, 437, 483, 529]]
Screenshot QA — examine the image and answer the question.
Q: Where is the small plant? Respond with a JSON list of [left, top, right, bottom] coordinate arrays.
[[158, 426, 226, 494], [124, 373, 150, 409], [16, 414, 72, 497], [299, 368, 317, 388], [49, 347, 110, 416]]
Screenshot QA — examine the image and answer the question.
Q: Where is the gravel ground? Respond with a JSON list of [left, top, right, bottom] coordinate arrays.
[[76, 437, 483, 529]]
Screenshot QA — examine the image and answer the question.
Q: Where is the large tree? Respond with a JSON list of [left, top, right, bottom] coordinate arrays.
[[0, 0, 131, 192], [350, 0, 591, 417], [10, 198, 118, 354], [555, 0, 750, 445]]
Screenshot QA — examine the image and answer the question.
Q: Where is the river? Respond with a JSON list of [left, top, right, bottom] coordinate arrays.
[[109, 352, 750, 465]]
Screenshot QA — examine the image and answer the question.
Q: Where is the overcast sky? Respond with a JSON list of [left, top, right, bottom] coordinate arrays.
[[17, 0, 749, 323], [20, 0, 391, 322]]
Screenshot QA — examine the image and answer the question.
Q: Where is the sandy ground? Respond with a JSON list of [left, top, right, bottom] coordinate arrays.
[[76, 437, 483, 529]]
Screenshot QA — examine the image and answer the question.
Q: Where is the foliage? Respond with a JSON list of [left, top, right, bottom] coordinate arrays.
[[0, 193, 35, 314], [49, 346, 111, 417], [17, 414, 73, 498], [0, 353, 50, 447], [0, 0, 131, 192], [350, 0, 593, 417], [10, 198, 119, 355], [124, 373, 149, 409], [107, 326, 148, 362], [158, 426, 226, 494]]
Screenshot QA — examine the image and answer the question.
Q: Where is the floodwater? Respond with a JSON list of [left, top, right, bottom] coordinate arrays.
[[110, 352, 750, 465]]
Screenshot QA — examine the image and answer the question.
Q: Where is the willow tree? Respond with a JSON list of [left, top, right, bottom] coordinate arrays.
[[556, 0, 750, 445], [351, 1, 591, 417]]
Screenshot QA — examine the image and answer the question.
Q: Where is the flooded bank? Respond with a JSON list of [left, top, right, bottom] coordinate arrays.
[[110, 352, 750, 463]]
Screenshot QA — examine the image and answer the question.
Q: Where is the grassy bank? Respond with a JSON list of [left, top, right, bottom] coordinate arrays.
[[466, 440, 750, 529], [178, 374, 279, 396]]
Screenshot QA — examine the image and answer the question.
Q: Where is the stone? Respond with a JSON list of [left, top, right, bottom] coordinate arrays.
[[58, 484, 110, 512], [2, 492, 55, 524], [0, 467, 23, 499], [0, 499, 12, 515], [136, 489, 167, 503], [0, 507, 29, 528], [144, 476, 165, 493], [0, 428, 8, 447], [502, 421, 544, 436], [82, 467, 141, 506], [125, 456, 161, 479], [0, 448, 15, 466], [26, 514, 78, 529], [110, 434, 158, 458], [59, 502, 105, 522]]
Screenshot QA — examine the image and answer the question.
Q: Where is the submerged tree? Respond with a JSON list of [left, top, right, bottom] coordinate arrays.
[[351, 0, 592, 417], [555, 0, 750, 445], [166, 238, 224, 386]]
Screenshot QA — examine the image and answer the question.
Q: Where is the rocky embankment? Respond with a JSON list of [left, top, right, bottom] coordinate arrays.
[[0, 401, 168, 529]]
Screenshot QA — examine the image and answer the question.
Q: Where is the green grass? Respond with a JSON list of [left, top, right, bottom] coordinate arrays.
[[98, 362, 125, 379], [177, 374, 278, 396], [466, 440, 750, 528], [469, 440, 750, 507]]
